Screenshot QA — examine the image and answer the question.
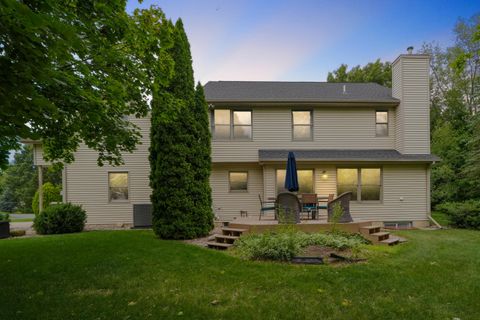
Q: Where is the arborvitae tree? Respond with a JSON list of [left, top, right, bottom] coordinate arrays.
[[189, 83, 214, 234], [150, 19, 213, 239]]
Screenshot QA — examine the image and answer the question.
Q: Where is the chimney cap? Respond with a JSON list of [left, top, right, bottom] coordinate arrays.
[[407, 46, 414, 54]]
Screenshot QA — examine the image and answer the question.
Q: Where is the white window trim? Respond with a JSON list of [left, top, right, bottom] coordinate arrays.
[[108, 171, 130, 203]]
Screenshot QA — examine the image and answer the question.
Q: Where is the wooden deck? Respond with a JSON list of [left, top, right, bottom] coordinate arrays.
[[228, 216, 373, 234]]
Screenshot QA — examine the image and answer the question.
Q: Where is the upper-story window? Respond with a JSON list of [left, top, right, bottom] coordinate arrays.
[[213, 109, 252, 140], [376, 111, 388, 136], [292, 111, 313, 140]]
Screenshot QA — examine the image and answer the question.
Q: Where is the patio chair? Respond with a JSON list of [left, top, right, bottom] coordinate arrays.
[[327, 192, 354, 223], [301, 193, 318, 220], [317, 194, 334, 209], [276, 192, 301, 224], [258, 194, 276, 220]]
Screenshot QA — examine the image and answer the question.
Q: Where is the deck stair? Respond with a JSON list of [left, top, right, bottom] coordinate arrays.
[[360, 225, 400, 246], [207, 225, 247, 250]]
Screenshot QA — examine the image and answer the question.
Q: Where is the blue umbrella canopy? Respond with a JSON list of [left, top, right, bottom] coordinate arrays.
[[284, 152, 299, 192]]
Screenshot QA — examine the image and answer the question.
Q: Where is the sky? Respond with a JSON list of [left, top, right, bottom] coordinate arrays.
[[127, 0, 479, 83]]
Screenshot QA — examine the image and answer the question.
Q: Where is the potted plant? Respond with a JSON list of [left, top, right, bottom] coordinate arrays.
[[0, 213, 10, 239]]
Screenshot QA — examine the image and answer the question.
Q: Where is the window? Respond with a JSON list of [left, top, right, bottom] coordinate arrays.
[[109, 172, 128, 201], [213, 109, 252, 140], [233, 111, 252, 139], [337, 168, 358, 200], [376, 111, 388, 136], [384, 221, 412, 229], [361, 168, 381, 200], [292, 111, 312, 140], [276, 169, 314, 194], [229, 172, 248, 191], [337, 168, 381, 201], [213, 109, 230, 139]]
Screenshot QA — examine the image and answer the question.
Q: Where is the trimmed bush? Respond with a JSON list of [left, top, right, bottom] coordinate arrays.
[[32, 182, 62, 214], [234, 229, 368, 261], [436, 200, 480, 229], [33, 203, 86, 235]]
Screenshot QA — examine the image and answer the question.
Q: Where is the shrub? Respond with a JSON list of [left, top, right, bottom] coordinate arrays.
[[0, 212, 10, 222], [234, 229, 368, 261], [10, 230, 26, 237], [330, 202, 344, 232], [436, 200, 480, 230], [33, 203, 86, 235], [32, 182, 62, 214]]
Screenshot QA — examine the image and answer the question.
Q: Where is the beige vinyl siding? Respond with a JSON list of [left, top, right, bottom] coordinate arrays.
[[212, 107, 396, 162], [392, 55, 430, 154], [64, 116, 152, 224], [350, 164, 428, 222], [33, 144, 49, 166], [392, 60, 404, 153], [263, 163, 428, 222], [211, 163, 263, 220]]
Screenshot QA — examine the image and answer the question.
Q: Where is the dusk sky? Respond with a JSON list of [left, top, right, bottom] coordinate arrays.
[[129, 1, 477, 83]]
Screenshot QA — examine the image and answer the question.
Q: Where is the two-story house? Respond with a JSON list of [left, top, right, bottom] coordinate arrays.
[[30, 53, 438, 228]]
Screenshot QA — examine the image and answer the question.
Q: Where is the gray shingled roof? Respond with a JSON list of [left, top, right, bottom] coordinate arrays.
[[204, 81, 399, 104], [259, 149, 440, 162]]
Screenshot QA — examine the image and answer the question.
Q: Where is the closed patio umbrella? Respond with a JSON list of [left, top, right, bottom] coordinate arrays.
[[284, 151, 299, 192]]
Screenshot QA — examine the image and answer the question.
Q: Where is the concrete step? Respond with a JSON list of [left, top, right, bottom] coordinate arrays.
[[207, 241, 233, 250], [380, 236, 400, 246], [370, 232, 390, 241], [221, 227, 247, 236]]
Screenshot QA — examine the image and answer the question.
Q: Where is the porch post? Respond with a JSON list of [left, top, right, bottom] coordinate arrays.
[[38, 165, 43, 213]]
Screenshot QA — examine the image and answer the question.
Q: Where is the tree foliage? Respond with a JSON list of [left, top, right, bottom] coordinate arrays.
[[0, 146, 36, 212], [150, 20, 213, 239], [421, 14, 480, 205], [0, 146, 62, 213], [0, 1, 173, 167], [327, 59, 392, 87], [32, 182, 62, 215]]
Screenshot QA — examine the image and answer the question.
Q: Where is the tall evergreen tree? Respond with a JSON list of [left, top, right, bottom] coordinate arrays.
[[150, 19, 213, 239], [189, 83, 214, 233]]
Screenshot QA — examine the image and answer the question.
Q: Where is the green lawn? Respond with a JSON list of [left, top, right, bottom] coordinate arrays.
[[1, 230, 479, 319], [10, 217, 34, 222]]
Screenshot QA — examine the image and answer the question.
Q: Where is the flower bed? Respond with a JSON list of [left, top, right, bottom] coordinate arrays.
[[233, 228, 369, 262]]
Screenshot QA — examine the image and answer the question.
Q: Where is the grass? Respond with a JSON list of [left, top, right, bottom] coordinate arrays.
[[1, 230, 479, 319], [10, 218, 34, 222]]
